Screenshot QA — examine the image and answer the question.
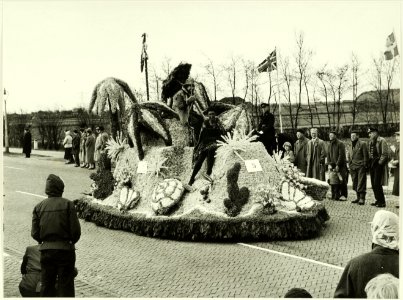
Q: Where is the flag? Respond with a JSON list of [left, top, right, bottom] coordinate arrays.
[[141, 33, 148, 72], [257, 49, 277, 72], [384, 32, 399, 60]]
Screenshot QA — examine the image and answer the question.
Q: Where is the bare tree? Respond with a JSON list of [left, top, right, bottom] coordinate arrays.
[[350, 53, 360, 127], [280, 57, 296, 132], [161, 56, 173, 78], [33, 110, 64, 150], [316, 66, 332, 129], [370, 56, 399, 129], [223, 55, 239, 104], [327, 65, 349, 131], [294, 32, 312, 131], [204, 56, 222, 101]]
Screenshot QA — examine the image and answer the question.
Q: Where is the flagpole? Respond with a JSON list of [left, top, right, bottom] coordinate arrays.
[[275, 47, 283, 133]]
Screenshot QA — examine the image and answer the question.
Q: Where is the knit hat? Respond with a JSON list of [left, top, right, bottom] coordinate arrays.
[[371, 210, 399, 250], [45, 174, 64, 197], [284, 288, 312, 298]]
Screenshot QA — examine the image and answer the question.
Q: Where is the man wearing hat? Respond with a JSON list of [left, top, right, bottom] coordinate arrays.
[[327, 130, 348, 200], [306, 128, 327, 181], [256, 103, 276, 155], [368, 127, 389, 207], [348, 129, 369, 205], [188, 107, 225, 185], [294, 129, 309, 175]]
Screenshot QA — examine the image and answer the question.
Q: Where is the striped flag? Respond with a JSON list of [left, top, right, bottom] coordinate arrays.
[[141, 33, 148, 72], [257, 49, 277, 73], [384, 32, 399, 60]]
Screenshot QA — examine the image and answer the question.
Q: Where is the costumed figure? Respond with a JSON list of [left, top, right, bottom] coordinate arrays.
[[188, 107, 225, 185]]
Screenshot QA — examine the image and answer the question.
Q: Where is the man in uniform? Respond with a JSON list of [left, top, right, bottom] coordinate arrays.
[[368, 127, 389, 208], [348, 129, 369, 205], [327, 130, 348, 200], [256, 103, 276, 156], [294, 129, 309, 175], [306, 128, 327, 181]]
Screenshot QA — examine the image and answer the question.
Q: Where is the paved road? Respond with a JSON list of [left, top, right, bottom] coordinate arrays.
[[3, 149, 399, 298]]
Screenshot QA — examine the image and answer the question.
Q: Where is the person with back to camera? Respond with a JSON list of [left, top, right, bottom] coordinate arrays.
[[334, 210, 399, 298], [364, 273, 399, 299], [284, 287, 312, 298], [19, 244, 41, 297], [31, 174, 81, 297]]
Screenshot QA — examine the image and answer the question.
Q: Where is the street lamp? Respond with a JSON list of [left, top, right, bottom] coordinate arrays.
[[3, 88, 9, 153]]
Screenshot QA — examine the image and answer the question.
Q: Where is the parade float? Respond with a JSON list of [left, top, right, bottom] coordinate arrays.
[[74, 63, 330, 241]]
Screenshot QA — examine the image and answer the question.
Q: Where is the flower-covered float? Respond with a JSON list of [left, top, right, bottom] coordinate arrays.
[[74, 64, 330, 241]]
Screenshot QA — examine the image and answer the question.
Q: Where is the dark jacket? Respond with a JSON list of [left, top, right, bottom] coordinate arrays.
[[368, 136, 389, 186], [327, 139, 347, 168], [31, 175, 81, 250], [294, 137, 308, 174], [72, 134, 81, 154], [348, 140, 369, 170], [193, 119, 225, 163], [334, 245, 399, 298], [23, 131, 32, 155], [257, 111, 276, 155], [19, 245, 41, 296]]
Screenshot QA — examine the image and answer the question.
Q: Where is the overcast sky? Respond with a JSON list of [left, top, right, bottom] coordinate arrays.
[[2, 0, 401, 113]]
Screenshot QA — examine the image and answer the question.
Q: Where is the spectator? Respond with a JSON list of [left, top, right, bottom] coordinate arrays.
[[294, 129, 309, 175], [368, 127, 389, 208], [85, 128, 96, 170], [256, 103, 276, 156], [334, 210, 399, 298], [22, 127, 32, 158], [284, 288, 312, 298], [327, 130, 348, 201], [19, 245, 41, 297], [365, 273, 399, 299], [306, 128, 327, 181], [348, 129, 369, 205], [389, 132, 399, 203], [283, 142, 295, 163], [94, 126, 110, 169], [63, 131, 73, 164], [71, 130, 81, 167], [31, 174, 81, 297], [188, 107, 225, 185], [79, 128, 87, 168]]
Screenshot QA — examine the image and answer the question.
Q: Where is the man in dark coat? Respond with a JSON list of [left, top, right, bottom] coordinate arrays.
[[22, 128, 32, 158], [306, 128, 327, 181], [327, 131, 348, 200], [31, 174, 81, 297], [368, 127, 389, 208], [334, 210, 399, 298], [294, 129, 309, 175], [348, 130, 369, 205], [256, 103, 276, 156], [390, 132, 399, 202]]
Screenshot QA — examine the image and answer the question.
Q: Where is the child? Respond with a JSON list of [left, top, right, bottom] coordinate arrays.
[[283, 142, 295, 163], [328, 163, 343, 200]]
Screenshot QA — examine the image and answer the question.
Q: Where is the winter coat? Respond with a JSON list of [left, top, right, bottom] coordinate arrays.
[[306, 138, 327, 181], [193, 119, 225, 164], [284, 150, 295, 163], [31, 174, 81, 250], [79, 133, 86, 162], [85, 134, 96, 164], [22, 131, 32, 155], [392, 144, 399, 196], [95, 132, 109, 162], [19, 245, 41, 296], [368, 136, 389, 186], [71, 134, 80, 155], [63, 134, 72, 149], [294, 137, 308, 175], [334, 245, 399, 298], [257, 111, 276, 155]]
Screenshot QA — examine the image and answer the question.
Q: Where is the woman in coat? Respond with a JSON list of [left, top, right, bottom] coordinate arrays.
[[334, 210, 399, 298], [22, 128, 32, 158], [85, 128, 96, 169], [79, 128, 87, 167]]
